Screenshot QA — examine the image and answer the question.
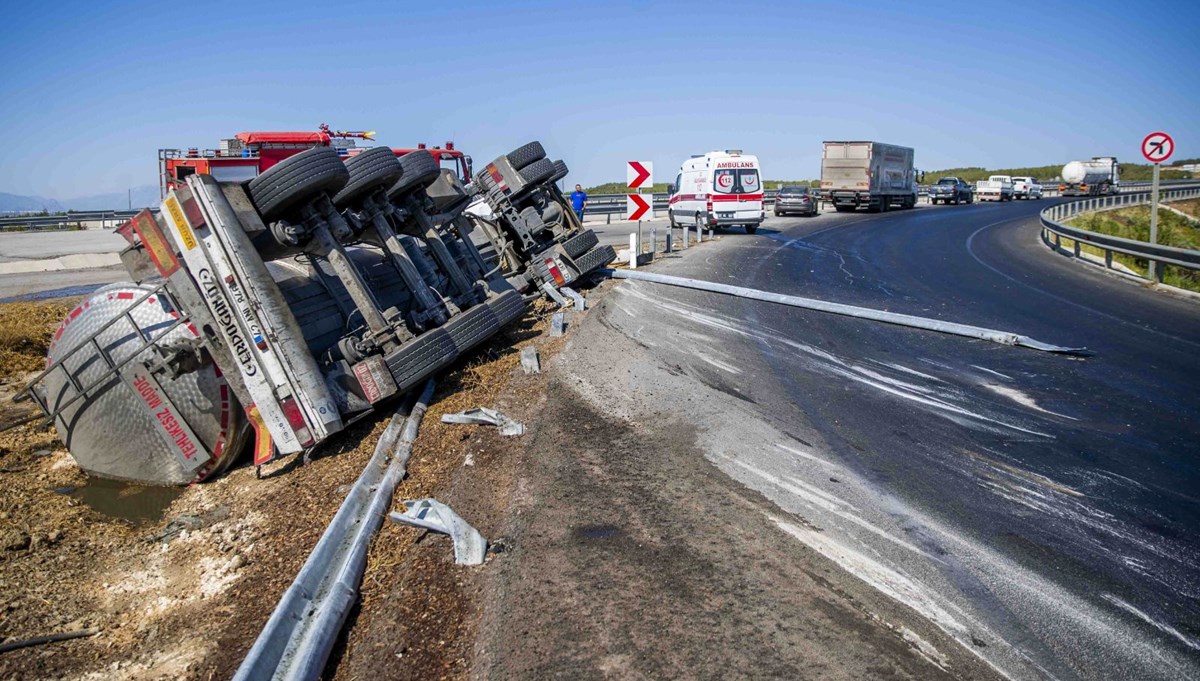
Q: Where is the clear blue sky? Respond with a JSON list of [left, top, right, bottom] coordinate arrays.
[[1, 0, 1197, 197]]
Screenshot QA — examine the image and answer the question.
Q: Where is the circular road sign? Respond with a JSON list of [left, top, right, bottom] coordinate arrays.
[[1142, 131, 1174, 164]]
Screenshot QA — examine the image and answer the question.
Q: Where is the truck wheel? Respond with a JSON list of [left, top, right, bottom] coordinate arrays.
[[572, 244, 617, 276], [332, 146, 403, 208], [561, 229, 598, 258], [549, 159, 569, 183], [669, 210, 677, 228], [247, 146, 350, 222], [388, 150, 440, 199], [835, 205, 854, 213], [517, 158, 555, 188], [505, 141, 546, 170]]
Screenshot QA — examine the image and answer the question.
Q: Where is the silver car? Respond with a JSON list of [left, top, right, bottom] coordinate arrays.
[[773, 185, 819, 217]]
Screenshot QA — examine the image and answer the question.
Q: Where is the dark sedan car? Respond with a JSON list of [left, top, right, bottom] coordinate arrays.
[[773, 185, 819, 217]]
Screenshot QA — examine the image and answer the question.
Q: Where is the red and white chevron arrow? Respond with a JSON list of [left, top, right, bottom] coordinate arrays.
[[627, 161, 653, 189], [626, 194, 652, 221]]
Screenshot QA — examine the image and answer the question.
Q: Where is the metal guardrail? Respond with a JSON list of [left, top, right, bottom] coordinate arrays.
[[0, 209, 143, 230], [1038, 184, 1200, 281]]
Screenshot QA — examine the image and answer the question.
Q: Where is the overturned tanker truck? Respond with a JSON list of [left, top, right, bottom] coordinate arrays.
[[13, 136, 611, 486]]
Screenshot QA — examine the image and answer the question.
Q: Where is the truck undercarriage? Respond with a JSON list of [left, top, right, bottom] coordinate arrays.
[[12, 136, 612, 486]]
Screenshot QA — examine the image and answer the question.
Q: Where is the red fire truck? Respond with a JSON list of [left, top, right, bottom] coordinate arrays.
[[159, 124, 472, 198]]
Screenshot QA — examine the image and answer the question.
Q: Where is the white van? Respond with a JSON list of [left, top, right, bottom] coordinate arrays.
[[668, 150, 764, 234]]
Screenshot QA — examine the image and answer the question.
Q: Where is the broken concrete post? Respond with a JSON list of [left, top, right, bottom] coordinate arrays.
[[520, 347, 541, 375]]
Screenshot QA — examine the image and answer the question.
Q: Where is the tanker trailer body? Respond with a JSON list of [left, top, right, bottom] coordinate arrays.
[[1060, 157, 1120, 197], [13, 146, 526, 486]]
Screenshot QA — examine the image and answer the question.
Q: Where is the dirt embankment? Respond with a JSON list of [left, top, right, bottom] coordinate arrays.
[[0, 296, 568, 680]]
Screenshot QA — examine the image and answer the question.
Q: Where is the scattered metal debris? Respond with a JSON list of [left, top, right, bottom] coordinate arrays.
[[520, 347, 541, 374], [389, 499, 487, 566], [550, 311, 566, 337], [440, 407, 525, 436], [541, 283, 569, 307], [560, 286, 586, 311]]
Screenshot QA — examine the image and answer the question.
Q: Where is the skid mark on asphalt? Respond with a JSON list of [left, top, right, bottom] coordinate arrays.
[[971, 365, 1013, 381], [768, 514, 971, 637], [612, 284, 1055, 438], [774, 442, 839, 468], [1101, 594, 1200, 651], [983, 384, 1077, 420], [964, 446, 1200, 604], [719, 453, 955, 564]]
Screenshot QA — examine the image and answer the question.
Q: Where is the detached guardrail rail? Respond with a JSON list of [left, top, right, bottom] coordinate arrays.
[[1038, 184, 1200, 282]]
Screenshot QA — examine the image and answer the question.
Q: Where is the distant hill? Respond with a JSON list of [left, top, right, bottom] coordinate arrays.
[[0, 192, 65, 214], [0, 185, 159, 214]]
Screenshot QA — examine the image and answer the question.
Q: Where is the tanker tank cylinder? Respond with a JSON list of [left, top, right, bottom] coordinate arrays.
[[42, 285, 246, 486]]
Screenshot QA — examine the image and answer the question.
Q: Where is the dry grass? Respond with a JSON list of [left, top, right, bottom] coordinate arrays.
[[0, 301, 70, 380], [1170, 198, 1200, 219]]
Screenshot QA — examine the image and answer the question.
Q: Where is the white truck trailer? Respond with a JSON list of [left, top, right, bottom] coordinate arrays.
[[1060, 157, 1120, 196], [820, 141, 919, 213]]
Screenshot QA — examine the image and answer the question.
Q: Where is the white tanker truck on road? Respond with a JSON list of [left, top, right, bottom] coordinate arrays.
[[1059, 157, 1120, 197]]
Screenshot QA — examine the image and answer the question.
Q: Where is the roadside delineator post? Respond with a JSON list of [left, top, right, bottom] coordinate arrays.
[[629, 232, 639, 270]]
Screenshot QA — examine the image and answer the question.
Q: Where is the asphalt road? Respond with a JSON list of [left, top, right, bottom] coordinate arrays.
[[581, 199, 1200, 679]]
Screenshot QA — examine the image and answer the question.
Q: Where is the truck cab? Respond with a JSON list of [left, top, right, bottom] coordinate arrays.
[[668, 151, 764, 234]]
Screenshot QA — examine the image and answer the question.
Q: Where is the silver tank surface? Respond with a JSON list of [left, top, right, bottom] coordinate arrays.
[[44, 285, 244, 485], [1062, 159, 1117, 185], [45, 245, 435, 484]]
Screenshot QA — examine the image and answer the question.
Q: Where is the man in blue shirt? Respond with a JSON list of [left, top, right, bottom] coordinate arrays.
[[569, 184, 588, 223]]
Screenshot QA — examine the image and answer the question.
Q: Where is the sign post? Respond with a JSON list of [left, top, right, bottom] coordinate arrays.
[[626, 161, 654, 264], [1141, 131, 1174, 281]]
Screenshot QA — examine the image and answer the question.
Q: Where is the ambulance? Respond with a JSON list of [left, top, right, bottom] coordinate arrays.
[[667, 150, 764, 234]]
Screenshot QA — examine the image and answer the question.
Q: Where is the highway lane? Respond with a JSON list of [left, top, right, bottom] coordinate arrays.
[[579, 199, 1200, 679]]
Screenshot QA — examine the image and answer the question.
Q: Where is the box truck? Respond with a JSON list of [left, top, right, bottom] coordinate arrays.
[[820, 141, 919, 213]]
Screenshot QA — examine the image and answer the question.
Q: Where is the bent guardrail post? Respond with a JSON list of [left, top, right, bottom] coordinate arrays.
[[603, 269, 1088, 355]]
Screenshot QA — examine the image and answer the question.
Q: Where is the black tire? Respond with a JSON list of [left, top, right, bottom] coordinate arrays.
[[549, 159, 569, 183], [387, 150, 440, 200], [519, 158, 555, 187], [953, 195, 960, 206], [835, 205, 854, 213], [505, 141, 546, 170], [745, 224, 758, 234], [572, 244, 616, 276], [561, 229, 599, 258], [247, 147, 350, 222], [332, 146, 403, 208], [669, 210, 678, 228], [774, 210, 781, 217], [443, 301, 501, 356], [384, 328, 457, 393]]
